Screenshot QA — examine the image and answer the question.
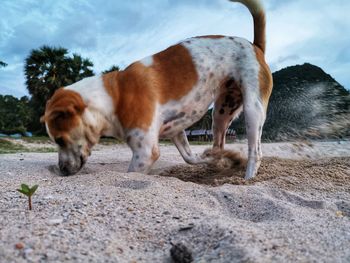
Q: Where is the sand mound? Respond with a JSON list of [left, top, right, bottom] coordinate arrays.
[[201, 148, 246, 169]]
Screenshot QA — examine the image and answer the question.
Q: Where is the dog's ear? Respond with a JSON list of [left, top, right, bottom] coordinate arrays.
[[51, 105, 75, 118], [48, 105, 79, 131], [45, 89, 86, 131]]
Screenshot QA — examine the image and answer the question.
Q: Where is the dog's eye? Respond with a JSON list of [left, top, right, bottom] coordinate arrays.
[[55, 137, 66, 147]]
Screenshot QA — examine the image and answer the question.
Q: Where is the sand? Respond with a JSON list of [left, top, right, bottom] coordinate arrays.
[[0, 141, 349, 262]]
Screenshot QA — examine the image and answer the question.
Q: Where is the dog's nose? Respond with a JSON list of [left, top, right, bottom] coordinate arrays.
[[59, 163, 70, 176], [80, 155, 86, 168]]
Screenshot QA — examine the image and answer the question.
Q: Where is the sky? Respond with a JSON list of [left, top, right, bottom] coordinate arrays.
[[0, 0, 349, 97]]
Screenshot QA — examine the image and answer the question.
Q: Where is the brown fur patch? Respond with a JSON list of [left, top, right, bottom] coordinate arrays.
[[44, 88, 86, 137], [212, 78, 243, 149], [254, 46, 273, 110], [116, 62, 157, 130], [152, 44, 198, 104], [101, 44, 198, 131], [216, 77, 242, 111], [102, 71, 120, 111], [253, 11, 266, 53]]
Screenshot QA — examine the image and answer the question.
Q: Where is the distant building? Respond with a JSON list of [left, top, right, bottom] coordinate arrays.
[[186, 129, 236, 142]]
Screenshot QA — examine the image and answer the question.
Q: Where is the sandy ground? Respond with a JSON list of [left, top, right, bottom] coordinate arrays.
[[0, 141, 349, 262]]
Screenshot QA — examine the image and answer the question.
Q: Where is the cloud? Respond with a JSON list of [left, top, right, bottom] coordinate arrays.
[[0, 0, 349, 98], [265, 0, 350, 88], [0, 63, 26, 98]]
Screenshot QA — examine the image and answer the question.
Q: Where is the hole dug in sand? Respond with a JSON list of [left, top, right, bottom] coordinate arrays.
[[160, 149, 350, 191], [160, 148, 248, 186], [47, 165, 93, 176]]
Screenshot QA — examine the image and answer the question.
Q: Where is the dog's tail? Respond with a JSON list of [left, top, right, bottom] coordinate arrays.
[[229, 0, 266, 53]]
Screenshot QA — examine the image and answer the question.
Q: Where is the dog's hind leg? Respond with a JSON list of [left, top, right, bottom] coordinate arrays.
[[212, 78, 243, 150], [241, 46, 273, 179], [172, 130, 205, 164], [242, 86, 266, 180]]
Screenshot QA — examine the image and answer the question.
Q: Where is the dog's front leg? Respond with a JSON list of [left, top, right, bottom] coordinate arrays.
[[172, 130, 206, 164], [126, 131, 160, 174]]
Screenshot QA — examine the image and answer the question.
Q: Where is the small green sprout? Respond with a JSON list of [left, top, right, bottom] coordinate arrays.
[[17, 184, 38, 210]]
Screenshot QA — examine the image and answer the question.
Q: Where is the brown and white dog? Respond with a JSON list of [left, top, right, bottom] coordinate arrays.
[[42, 0, 272, 179]]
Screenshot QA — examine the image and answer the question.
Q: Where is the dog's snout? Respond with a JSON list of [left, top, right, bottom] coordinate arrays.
[[59, 163, 70, 176], [80, 155, 86, 169], [58, 152, 86, 176]]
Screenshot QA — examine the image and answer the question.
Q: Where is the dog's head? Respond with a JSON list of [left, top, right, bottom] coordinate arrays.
[[42, 88, 95, 176]]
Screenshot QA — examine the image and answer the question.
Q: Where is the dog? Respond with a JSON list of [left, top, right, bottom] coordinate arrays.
[[41, 0, 272, 179]]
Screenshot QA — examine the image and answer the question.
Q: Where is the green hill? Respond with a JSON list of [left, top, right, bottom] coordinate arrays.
[[263, 63, 349, 140]]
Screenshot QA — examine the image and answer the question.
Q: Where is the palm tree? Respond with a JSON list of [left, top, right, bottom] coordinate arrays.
[[0, 60, 7, 67], [200, 110, 213, 130], [102, 65, 120, 74], [69, 54, 94, 82]]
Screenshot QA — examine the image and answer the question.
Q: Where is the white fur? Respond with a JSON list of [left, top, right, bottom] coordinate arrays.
[[65, 75, 114, 117], [45, 122, 54, 140], [126, 103, 161, 173], [65, 75, 125, 139]]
